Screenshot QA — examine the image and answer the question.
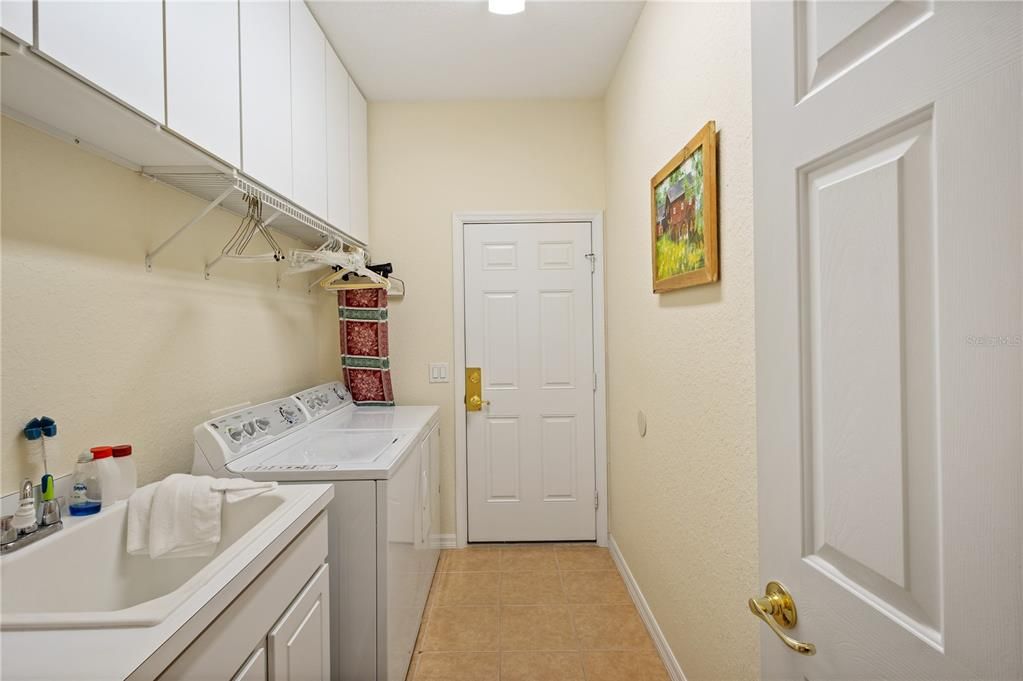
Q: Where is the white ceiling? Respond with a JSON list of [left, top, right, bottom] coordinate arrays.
[[308, 1, 645, 101]]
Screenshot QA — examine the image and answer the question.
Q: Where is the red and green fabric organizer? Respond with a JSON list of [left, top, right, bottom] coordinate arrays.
[[339, 288, 395, 406]]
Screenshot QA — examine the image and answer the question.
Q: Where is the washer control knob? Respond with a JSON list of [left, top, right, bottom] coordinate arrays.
[[227, 426, 244, 443], [255, 417, 271, 432], [279, 405, 298, 424], [242, 420, 256, 437]]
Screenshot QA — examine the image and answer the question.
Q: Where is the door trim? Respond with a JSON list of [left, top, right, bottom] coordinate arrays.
[[452, 211, 608, 548]]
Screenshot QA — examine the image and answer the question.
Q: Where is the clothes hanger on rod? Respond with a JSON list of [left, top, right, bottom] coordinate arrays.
[[284, 246, 391, 292], [219, 194, 283, 263]]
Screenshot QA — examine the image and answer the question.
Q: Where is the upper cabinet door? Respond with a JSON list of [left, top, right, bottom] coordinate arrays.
[[37, 0, 164, 122], [240, 0, 292, 196], [290, 0, 327, 218], [348, 80, 369, 245], [1, 0, 33, 44], [165, 0, 241, 167], [325, 46, 350, 232]]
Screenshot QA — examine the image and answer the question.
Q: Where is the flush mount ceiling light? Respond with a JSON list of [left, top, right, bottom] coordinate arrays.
[[489, 0, 525, 15]]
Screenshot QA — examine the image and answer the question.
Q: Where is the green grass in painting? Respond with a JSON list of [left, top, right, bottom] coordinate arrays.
[[656, 233, 705, 280]]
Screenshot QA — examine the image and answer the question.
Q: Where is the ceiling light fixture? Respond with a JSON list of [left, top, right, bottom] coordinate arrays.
[[488, 0, 524, 15]]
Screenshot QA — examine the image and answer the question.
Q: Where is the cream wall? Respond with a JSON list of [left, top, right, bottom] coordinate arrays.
[[368, 99, 605, 534], [603, 2, 759, 679], [1, 118, 340, 495]]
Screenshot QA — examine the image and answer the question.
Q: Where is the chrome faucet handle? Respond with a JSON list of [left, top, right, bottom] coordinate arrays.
[[12, 478, 38, 534], [39, 498, 62, 527]]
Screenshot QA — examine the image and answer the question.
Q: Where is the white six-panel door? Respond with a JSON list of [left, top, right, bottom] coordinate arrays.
[[753, 2, 1021, 678], [464, 222, 597, 542]]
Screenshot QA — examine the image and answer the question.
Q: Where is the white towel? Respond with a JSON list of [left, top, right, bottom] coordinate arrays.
[[127, 475, 277, 559], [126, 482, 157, 556], [210, 477, 277, 504]]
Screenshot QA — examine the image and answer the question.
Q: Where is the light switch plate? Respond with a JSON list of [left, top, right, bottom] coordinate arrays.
[[429, 362, 449, 383]]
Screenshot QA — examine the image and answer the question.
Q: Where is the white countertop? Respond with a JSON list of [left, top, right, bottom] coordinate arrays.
[[0, 483, 333, 681]]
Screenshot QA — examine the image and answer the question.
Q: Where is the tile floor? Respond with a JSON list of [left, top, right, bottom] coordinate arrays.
[[407, 544, 670, 681]]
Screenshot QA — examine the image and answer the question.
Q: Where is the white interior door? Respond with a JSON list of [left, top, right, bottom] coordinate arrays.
[[464, 222, 597, 542], [753, 2, 1021, 679]]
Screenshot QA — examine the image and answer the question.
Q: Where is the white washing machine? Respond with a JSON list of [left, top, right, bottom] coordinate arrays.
[[192, 382, 441, 681]]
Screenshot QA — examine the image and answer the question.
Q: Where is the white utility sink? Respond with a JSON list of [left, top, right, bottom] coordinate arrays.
[[1, 485, 297, 630]]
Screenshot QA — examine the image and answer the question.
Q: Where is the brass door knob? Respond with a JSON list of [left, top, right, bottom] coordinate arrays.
[[748, 581, 816, 656]]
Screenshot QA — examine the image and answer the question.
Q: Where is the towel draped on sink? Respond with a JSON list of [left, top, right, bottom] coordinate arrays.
[[127, 474, 276, 559]]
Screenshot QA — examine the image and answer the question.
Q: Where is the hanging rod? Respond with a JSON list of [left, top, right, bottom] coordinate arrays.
[[141, 166, 368, 272]]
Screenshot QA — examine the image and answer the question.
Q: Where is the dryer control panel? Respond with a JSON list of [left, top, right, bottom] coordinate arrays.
[[203, 399, 307, 459], [293, 382, 352, 420]]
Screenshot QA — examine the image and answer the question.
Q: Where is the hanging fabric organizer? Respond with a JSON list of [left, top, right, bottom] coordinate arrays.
[[339, 289, 395, 405]]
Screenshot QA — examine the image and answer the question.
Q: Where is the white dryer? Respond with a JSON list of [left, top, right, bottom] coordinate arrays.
[[193, 382, 441, 681]]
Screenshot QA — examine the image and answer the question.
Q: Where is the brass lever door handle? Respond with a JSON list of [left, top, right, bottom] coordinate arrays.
[[467, 395, 490, 410], [748, 581, 816, 656]]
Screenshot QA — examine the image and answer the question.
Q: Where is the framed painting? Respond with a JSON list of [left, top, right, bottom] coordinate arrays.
[[650, 120, 718, 292]]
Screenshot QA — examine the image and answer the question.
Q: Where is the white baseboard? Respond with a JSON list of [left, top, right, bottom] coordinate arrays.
[[609, 535, 688, 681], [433, 534, 457, 549]]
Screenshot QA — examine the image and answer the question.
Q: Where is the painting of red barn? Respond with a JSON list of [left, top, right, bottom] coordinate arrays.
[[650, 121, 718, 292]]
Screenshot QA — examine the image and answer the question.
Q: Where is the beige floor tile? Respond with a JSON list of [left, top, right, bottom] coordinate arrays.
[[500, 651, 585, 681], [414, 652, 500, 681], [571, 604, 655, 651], [500, 571, 565, 605], [434, 571, 501, 606], [555, 546, 616, 571], [500, 547, 559, 572], [440, 548, 501, 572], [561, 570, 631, 605], [500, 605, 577, 651], [422, 606, 500, 651], [582, 651, 669, 681]]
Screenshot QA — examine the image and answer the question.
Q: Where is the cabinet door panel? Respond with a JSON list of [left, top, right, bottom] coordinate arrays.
[[325, 47, 350, 231], [348, 79, 369, 245], [290, 0, 327, 217], [269, 564, 331, 681], [37, 0, 164, 121], [232, 645, 268, 681], [165, 0, 241, 167], [240, 0, 292, 195]]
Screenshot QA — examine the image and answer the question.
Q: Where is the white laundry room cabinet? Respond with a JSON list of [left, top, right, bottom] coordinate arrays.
[[240, 0, 293, 197], [290, 0, 328, 219], [165, 0, 242, 167], [36, 0, 165, 122]]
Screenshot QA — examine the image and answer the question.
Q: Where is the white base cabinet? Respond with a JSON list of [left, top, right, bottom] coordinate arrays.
[[157, 513, 331, 681], [232, 646, 268, 681], [269, 565, 331, 681]]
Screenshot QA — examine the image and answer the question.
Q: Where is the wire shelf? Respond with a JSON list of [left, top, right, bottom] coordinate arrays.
[[142, 166, 367, 272]]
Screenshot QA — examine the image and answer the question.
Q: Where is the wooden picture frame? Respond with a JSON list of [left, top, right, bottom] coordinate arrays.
[[650, 120, 718, 292]]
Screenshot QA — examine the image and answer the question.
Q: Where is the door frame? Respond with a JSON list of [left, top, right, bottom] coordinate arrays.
[[452, 211, 608, 549]]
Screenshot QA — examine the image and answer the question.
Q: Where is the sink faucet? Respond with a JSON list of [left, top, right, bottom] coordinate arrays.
[[1, 478, 63, 554]]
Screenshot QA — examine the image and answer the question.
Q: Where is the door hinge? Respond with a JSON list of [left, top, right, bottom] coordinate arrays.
[[584, 252, 596, 273], [594, 489, 599, 510], [593, 371, 598, 393]]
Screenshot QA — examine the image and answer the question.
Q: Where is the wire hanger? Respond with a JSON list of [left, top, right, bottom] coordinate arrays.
[[220, 194, 283, 263]]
